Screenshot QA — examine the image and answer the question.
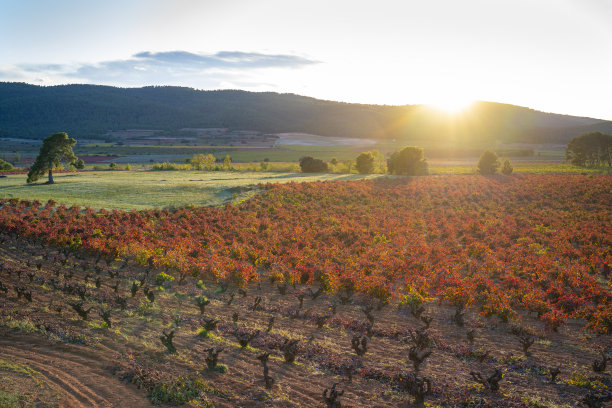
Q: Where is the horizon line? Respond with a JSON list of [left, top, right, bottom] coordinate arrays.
[[1, 80, 610, 122]]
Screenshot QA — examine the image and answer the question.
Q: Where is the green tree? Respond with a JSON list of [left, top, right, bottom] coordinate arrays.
[[477, 150, 500, 175], [74, 159, 85, 169], [501, 159, 513, 175], [369, 149, 382, 170], [27, 132, 77, 184], [342, 159, 354, 173], [355, 152, 375, 174], [191, 154, 217, 170], [329, 157, 338, 166], [387, 146, 428, 175], [299, 156, 328, 173], [109, 162, 118, 170], [0, 158, 14, 171], [566, 132, 612, 167], [223, 154, 232, 169]]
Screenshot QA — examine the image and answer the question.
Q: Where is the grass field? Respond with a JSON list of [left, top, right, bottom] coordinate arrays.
[[0, 171, 378, 210], [427, 161, 610, 174], [1, 163, 607, 210], [80, 144, 368, 164], [2, 136, 569, 166]]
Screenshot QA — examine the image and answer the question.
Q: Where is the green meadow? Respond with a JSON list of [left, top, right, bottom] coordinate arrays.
[[0, 171, 378, 210]]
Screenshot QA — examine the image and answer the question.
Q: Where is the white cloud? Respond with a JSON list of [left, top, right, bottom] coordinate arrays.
[[1, 50, 319, 88]]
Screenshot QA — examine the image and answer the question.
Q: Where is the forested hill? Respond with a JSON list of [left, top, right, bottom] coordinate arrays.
[[1, 82, 609, 144]]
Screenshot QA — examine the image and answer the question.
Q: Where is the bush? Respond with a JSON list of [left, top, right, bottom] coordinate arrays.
[[341, 160, 354, 173], [152, 162, 191, 171], [155, 272, 175, 286], [0, 158, 14, 171], [399, 287, 425, 311], [501, 159, 513, 175], [223, 154, 231, 169], [150, 376, 212, 405], [477, 150, 500, 175], [73, 159, 85, 169], [191, 153, 217, 170], [566, 131, 612, 167], [355, 152, 375, 174], [299, 156, 328, 173], [387, 146, 428, 175]]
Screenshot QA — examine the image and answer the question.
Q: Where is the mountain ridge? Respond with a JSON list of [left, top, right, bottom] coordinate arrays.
[[0, 82, 609, 144]]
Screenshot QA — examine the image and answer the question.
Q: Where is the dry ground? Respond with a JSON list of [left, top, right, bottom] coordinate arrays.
[[0, 235, 609, 407]]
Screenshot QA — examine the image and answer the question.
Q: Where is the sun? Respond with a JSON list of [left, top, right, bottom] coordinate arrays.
[[427, 97, 475, 114]]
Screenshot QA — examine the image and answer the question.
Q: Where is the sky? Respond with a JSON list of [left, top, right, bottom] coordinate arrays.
[[1, 0, 611, 120]]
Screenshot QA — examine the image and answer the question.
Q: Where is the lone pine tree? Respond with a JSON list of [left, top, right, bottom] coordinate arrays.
[[27, 132, 78, 184]]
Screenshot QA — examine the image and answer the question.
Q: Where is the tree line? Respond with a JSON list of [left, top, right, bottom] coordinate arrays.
[[565, 132, 612, 168], [300, 147, 514, 176], [15, 130, 610, 186], [2, 82, 610, 145], [300, 147, 430, 175]]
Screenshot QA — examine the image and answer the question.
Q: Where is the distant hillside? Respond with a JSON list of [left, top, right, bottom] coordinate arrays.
[[0, 82, 609, 144]]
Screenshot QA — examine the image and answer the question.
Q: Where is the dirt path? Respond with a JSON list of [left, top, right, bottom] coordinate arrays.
[[0, 331, 155, 408]]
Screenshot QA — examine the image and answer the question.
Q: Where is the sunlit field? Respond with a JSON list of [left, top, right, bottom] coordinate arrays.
[[0, 171, 379, 210], [428, 161, 611, 175]]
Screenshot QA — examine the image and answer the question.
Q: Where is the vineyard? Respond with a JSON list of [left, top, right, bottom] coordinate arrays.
[[0, 174, 610, 407]]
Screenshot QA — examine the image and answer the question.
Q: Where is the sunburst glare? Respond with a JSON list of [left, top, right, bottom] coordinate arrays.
[[427, 97, 475, 114]]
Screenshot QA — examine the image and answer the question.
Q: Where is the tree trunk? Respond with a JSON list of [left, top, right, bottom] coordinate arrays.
[[47, 168, 54, 184]]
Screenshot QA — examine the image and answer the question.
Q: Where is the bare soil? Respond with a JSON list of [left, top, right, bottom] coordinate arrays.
[[0, 332, 156, 407], [0, 236, 609, 407]]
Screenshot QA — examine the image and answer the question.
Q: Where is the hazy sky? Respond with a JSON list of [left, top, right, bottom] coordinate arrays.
[[1, 0, 611, 119]]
